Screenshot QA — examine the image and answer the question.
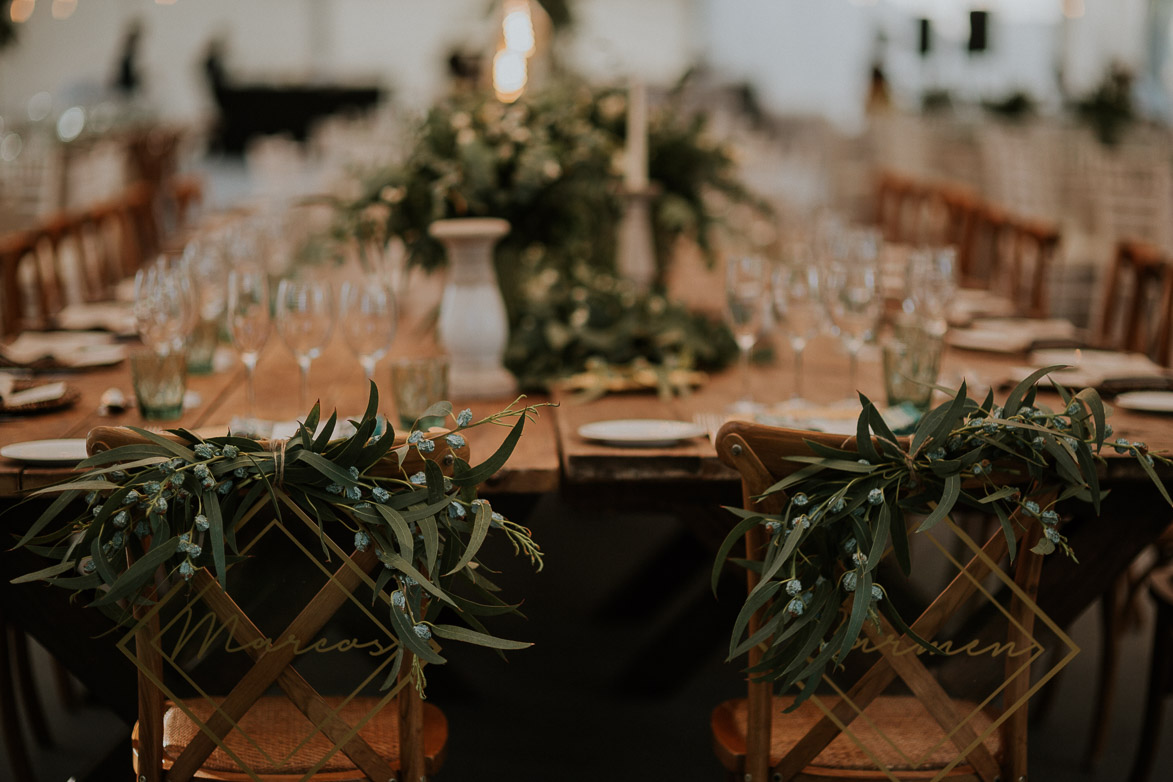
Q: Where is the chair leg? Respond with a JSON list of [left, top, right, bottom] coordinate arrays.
[[1, 612, 37, 782], [1128, 591, 1173, 782], [1084, 581, 1123, 768], [11, 627, 54, 747]]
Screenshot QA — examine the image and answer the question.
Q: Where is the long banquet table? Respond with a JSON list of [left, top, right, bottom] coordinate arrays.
[[3, 326, 1173, 735]]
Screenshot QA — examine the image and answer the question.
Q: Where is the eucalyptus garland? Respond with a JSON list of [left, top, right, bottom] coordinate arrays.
[[715, 367, 1173, 705], [9, 386, 545, 694]]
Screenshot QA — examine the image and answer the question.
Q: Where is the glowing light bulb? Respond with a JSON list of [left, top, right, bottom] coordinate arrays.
[[10, 0, 35, 23], [1062, 0, 1085, 19], [493, 49, 528, 103], [51, 0, 76, 20], [502, 1, 535, 55]]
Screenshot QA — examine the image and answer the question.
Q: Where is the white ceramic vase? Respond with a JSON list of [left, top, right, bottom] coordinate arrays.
[[429, 217, 516, 398]]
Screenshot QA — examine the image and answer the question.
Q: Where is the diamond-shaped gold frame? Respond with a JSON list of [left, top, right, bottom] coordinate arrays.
[[803, 518, 1079, 782], [117, 509, 406, 781]]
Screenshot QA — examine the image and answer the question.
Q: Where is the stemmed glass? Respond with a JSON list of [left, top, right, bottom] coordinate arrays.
[[905, 246, 957, 335], [772, 246, 824, 403], [339, 278, 397, 384], [134, 254, 196, 355], [276, 277, 336, 411], [724, 256, 768, 413], [825, 230, 882, 396], [227, 266, 271, 420]]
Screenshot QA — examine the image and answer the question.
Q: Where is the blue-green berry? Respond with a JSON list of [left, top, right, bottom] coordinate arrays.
[[785, 598, 804, 616], [345, 486, 362, 501], [194, 514, 210, 531], [786, 579, 802, 596], [194, 443, 216, 459], [326, 483, 343, 495], [124, 489, 140, 504], [92, 505, 104, 518], [1044, 527, 1060, 543], [234, 467, 247, 479], [457, 408, 473, 427], [792, 493, 809, 507], [413, 623, 433, 641], [831, 498, 846, 513], [844, 537, 857, 553], [217, 481, 233, 496], [1041, 510, 1060, 526], [354, 531, 370, 552], [409, 472, 426, 486], [391, 590, 406, 608], [112, 510, 129, 529], [417, 438, 435, 453], [445, 433, 466, 449], [179, 560, 194, 580], [372, 486, 390, 503], [407, 431, 423, 445], [222, 444, 239, 458], [843, 572, 858, 592], [348, 465, 360, 480], [155, 497, 168, 513], [867, 488, 884, 505], [1023, 500, 1040, 517], [870, 585, 884, 601], [448, 502, 466, 519], [193, 463, 210, 480]]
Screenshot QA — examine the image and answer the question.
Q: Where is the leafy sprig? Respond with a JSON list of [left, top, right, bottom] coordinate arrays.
[[9, 384, 547, 695], [715, 369, 1173, 706]]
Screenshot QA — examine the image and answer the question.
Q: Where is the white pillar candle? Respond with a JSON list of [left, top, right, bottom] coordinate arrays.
[[626, 79, 648, 191]]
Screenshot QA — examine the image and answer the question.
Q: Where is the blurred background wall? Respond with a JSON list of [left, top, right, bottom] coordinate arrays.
[[0, 0, 1167, 136]]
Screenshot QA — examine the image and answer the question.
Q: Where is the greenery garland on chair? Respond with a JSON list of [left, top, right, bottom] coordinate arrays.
[[715, 368, 1173, 705], [9, 385, 546, 695]]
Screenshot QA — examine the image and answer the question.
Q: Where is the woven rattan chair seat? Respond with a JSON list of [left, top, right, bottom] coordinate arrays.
[[149, 695, 447, 780], [712, 694, 1003, 779]]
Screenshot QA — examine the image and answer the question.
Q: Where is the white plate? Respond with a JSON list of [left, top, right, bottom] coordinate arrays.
[[578, 419, 705, 447], [0, 438, 90, 464], [1113, 391, 1173, 414]]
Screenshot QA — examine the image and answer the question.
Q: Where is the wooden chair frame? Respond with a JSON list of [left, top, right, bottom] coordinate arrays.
[[89, 427, 456, 782], [713, 420, 1062, 782]]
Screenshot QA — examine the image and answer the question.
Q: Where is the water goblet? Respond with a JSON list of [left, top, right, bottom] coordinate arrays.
[[724, 256, 768, 413], [340, 278, 397, 384], [227, 266, 270, 419], [134, 253, 195, 355], [826, 230, 882, 396], [276, 276, 336, 411], [772, 247, 824, 403]]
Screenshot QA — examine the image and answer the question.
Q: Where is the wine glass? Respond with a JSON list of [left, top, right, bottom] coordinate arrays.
[[724, 256, 768, 413], [276, 277, 336, 411], [905, 245, 957, 336], [826, 230, 882, 396], [134, 253, 195, 355], [339, 278, 397, 384], [227, 266, 270, 419], [772, 246, 824, 403]]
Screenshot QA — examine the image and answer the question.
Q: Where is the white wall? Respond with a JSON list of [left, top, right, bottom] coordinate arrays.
[[0, 0, 1160, 133]]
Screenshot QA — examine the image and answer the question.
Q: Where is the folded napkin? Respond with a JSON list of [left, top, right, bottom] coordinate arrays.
[[1014, 349, 1173, 393], [56, 302, 137, 336], [0, 331, 126, 368], [947, 318, 1080, 354], [0, 371, 67, 408], [947, 290, 1018, 327]]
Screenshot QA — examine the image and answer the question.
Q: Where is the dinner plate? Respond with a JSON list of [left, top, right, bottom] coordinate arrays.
[[1112, 391, 1173, 414], [0, 438, 90, 464], [577, 418, 705, 447]]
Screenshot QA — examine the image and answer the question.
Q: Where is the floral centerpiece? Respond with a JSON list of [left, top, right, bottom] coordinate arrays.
[[10, 386, 545, 694], [336, 78, 767, 389], [715, 369, 1172, 702]]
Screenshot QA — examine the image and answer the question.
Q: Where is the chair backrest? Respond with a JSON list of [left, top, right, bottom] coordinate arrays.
[[87, 426, 463, 782], [1095, 239, 1173, 366], [714, 419, 1054, 782]]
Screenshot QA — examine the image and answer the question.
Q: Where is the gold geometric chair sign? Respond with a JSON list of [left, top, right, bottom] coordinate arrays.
[[712, 420, 1079, 782], [86, 425, 463, 782]]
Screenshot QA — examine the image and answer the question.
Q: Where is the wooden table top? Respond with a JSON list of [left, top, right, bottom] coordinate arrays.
[[7, 328, 1173, 501]]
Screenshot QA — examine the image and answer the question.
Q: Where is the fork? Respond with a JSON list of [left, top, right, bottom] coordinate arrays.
[[693, 412, 729, 442]]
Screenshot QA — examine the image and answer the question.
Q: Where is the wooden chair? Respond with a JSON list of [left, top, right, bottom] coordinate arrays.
[[1094, 240, 1173, 366], [87, 426, 456, 782], [712, 420, 1056, 782]]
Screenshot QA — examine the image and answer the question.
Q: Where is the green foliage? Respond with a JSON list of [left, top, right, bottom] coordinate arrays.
[[503, 262, 738, 391], [1072, 64, 1136, 146], [715, 372, 1172, 706], [335, 78, 768, 301], [9, 385, 546, 695]]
